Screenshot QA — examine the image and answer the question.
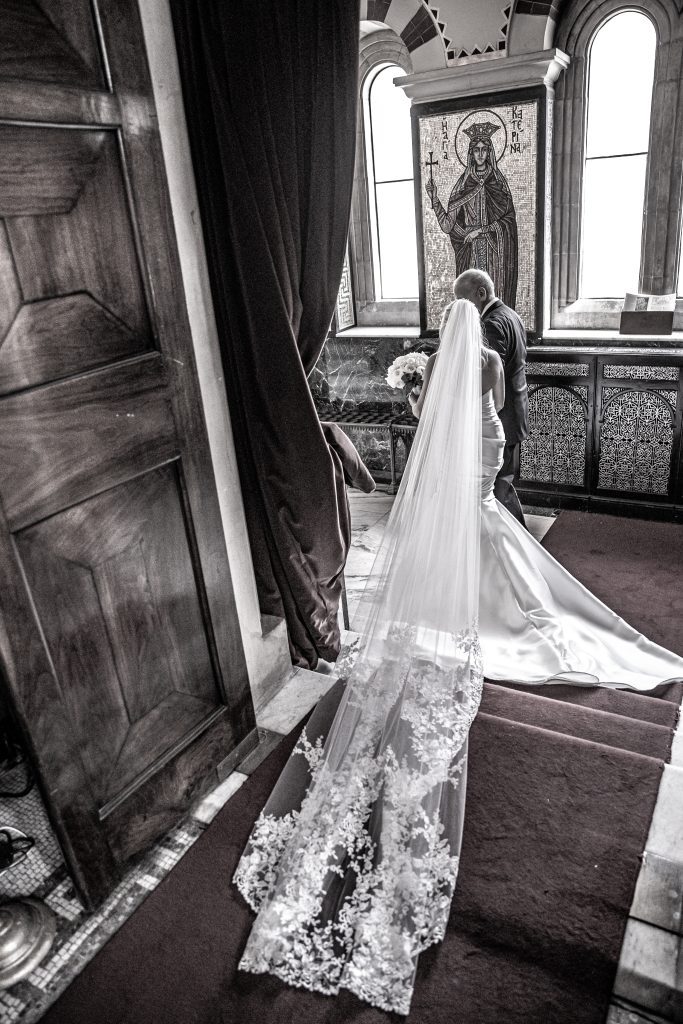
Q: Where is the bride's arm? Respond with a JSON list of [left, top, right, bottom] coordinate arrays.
[[492, 353, 505, 411], [408, 353, 437, 419]]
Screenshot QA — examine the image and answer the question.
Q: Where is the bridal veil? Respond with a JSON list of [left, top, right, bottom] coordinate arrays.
[[233, 299, 484, 1015]]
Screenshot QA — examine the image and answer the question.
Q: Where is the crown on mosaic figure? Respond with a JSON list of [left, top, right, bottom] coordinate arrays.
[[463, 122, 501, 144]]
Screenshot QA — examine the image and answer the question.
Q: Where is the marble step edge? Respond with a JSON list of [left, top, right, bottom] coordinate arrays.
[[614, 918, 683, 1022]]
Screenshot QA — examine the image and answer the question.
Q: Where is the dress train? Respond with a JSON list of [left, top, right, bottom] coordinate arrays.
[[478, 390, 683, 689]]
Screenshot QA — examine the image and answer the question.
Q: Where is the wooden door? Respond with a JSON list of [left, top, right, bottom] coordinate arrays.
[[0, 0, 256, 907]]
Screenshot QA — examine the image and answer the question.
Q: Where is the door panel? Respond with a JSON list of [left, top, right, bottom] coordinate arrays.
[[0, 126, 105, 216], [0, 0, 105, 89], [0, 0, 256, 906], [3, 128, 151, 343], [0, 292, 141, 395], [16, 465, 223, 810], [0, 355, 176, 530]]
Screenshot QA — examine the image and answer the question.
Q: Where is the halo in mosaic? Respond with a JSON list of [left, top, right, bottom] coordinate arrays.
[[527, 363, 590, 377], [598, 389, 676, 494], [520, 385, 588, 486], [419, 97, 538, 332], [602, 365, 680, 381]]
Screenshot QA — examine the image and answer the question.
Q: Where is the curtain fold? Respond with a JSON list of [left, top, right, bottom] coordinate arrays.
[[170, 1, 360, 667]]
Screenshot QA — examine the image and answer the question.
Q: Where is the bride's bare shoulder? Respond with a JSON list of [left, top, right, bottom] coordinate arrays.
[[481, 347, 503, 390], [483, 347, 502, 368]]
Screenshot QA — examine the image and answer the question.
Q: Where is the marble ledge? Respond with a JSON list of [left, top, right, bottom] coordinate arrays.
[[644, 765, 683, 865], [669, 727, 683, 769], [613, 918, 682, 1020], [336, 326, 421, 339], [192, 771, 248, 825], [608, 999, 676, 1024], [534, 336, 683, 356], [397, 48, 570, 103], [256, 666, 339, 736], [631, 851, 683, 937]]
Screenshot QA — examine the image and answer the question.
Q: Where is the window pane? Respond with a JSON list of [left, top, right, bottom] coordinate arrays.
[[369, 66, 412, 182], [586, 12, 656, 158], [580, 154, 646, 297], [375, 180, 418, 299]]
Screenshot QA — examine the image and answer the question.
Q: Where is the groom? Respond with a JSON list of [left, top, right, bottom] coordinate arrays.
[[451, 269, 529, 526]]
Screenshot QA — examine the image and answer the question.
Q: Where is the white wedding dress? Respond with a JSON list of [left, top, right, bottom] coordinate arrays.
[[479, 390, 683, 689], [233, 302, 683, 1018]]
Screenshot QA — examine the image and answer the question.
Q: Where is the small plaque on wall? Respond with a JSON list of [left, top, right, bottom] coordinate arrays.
[[413, 89, 544, 336]]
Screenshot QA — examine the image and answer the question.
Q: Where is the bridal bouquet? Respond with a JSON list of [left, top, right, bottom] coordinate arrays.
[[386, 352, 429, 398]]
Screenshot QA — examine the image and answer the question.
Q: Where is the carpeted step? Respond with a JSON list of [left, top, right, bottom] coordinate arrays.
[[481, 682, 673, 760], [498, 680, 681, 728], [442, 711, 665, 1023], [540, 510, 683, 708], [41, 704, 666, 1024]]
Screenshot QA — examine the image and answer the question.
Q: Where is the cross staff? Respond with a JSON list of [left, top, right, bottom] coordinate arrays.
[[425, 151, 438, 185]]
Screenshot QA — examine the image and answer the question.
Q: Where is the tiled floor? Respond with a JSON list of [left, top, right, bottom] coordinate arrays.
[[0, 490, 680, 1022]]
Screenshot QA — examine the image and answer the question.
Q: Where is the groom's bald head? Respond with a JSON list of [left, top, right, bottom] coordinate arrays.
[[453, 270, 495, 312]]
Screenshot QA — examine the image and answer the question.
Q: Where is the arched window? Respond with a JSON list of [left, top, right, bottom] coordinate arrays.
[[580, 11, 656, 298], [362, 64, 418, 300]]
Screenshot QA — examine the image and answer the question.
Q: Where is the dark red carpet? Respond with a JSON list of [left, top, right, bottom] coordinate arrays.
[[541, 511, 683, 659], [42, 512, 682, 1024]]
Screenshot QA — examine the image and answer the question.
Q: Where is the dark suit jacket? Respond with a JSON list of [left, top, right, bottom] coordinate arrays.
[[481, 298, 529, 444]]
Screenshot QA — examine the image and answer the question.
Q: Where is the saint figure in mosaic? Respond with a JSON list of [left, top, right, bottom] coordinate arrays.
[[426, 120, 518, 308]]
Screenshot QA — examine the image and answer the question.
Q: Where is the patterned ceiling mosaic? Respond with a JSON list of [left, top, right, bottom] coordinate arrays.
[[435, 3, 512, 60], [418, 96, 539, 332], [365, 2, 512, 62]]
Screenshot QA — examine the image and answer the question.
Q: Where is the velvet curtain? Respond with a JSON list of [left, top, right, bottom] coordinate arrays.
[[170, 1, 360, 667]]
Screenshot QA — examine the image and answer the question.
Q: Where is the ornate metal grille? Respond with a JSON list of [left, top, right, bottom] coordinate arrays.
[[520, 385, 588, 486], [598, 389, 677, 494], [338, 424, 391, 474], [603, 365, 679, 381], [528, 362, 590, 376], [335, 244, 355, 331]]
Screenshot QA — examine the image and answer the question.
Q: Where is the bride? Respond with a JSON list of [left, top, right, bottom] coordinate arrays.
[[233, 299, 683, 1016], [411, 306, 683, 692]]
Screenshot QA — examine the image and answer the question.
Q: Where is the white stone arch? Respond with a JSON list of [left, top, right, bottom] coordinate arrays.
[[508, 0, 562, 56], [359, 1, 448, 71]]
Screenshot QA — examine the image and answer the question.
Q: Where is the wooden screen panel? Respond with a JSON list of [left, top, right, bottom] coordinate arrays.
[[15, 464, 225, 811], [0, 354, 178, 530], [0, 0, 104, 89]]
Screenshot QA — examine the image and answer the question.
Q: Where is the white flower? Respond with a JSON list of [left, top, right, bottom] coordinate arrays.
[[386, 352, 430, 389]]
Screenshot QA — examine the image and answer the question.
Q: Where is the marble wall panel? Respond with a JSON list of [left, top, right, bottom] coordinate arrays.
[[310, 334, 435, 418]]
